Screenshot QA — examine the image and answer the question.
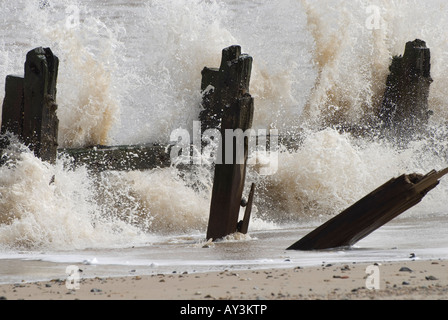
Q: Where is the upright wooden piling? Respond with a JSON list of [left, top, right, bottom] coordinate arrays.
[[1, 75, 24, 138], [287, 168, 448, 251], [379, 39, 433, 136], [23, 47, 59, 163], [200, 45, 253, 134], [204, 46, 255, 241], [1, 47, 59, 163]]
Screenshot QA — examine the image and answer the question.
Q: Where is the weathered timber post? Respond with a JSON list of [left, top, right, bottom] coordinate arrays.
[[200, 45, 253, 134], [379, 39, 433, 136], [1, 75, 24, 137], [287, 167, 448, 251], [0, 48, 59, 162], [1, 47, 59, 163], [23, 47, 59, 163], [204, 46, 255, 241]]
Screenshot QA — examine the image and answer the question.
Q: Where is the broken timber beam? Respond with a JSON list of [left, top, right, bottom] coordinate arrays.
[[379, 39, 433, 137], [1, 47, 59, 164], [60, 144, 172, 172], [287, 167, 448, 251], [204, 45, 255, 241]]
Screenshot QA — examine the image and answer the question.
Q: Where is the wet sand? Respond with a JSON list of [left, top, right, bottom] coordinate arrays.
[[0, 259, 447, 300]]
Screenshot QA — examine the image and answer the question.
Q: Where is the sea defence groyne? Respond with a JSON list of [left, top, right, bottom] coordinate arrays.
[[1, 41, 445, 246]]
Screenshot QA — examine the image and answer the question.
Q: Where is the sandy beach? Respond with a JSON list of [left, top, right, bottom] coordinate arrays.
[[0, 259, 446, 301]]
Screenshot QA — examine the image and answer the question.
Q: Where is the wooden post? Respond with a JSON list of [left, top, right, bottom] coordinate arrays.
[[1, 75, 24, 137], [200, 45, 253, 133], [23, 47, 59, 163], [379, 39, 433, 136], [204, 46, 255, 241], [0, 75, 24, 152], [287, 168, 448, 251], [1, 47, 59, 164]]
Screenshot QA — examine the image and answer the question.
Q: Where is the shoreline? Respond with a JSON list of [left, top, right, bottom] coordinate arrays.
[[1, 259, 446, 300]]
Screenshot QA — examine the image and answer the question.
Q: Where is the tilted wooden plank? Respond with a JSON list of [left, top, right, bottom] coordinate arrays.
[[287, 168, 448, 251]]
